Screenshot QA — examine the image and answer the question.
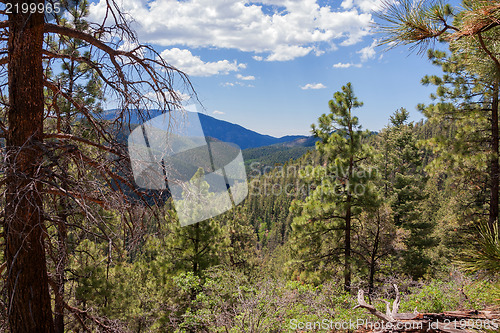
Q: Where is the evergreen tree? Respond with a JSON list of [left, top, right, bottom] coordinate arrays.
[[44, 2, 104, 331], [291, 83, 378, 291], [378, 0, 500, 231], [0, 0, 191, 329], [166, 168, 223, 277], [382, 108, 436, 278], [218, 206, 259, 275]]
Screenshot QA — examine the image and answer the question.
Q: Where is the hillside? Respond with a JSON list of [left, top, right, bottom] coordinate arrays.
[[242, 135, 319, 172], [198, 113, 307, 149], [102, 109, 308, 150]]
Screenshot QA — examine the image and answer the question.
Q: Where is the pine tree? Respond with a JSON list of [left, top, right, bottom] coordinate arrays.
[[44, 2, 104, 331], [382, 108, 436, 278], [378, 0, 500, 231], [0, 0, 191, 330], [218, 206, 259, 275], [166, 168, 223, 277], [291, 83, 378, 291]]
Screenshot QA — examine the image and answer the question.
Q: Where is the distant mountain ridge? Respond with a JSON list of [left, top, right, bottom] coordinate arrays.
[[242, 135, 319, 172], [197, 113, 307, 149], [102, 109, 309, 150]]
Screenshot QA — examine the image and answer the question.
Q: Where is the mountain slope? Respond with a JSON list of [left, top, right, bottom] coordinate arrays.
[[101, 109, 307, 150], [197, 113, 306, 149], [242, 135, 319, 172]]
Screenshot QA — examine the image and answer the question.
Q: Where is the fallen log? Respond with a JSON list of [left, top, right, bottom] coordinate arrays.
[[354, 285, 500, 333]]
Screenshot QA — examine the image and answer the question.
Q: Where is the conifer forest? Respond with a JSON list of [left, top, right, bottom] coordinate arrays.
[[0, 0, 500, 332]]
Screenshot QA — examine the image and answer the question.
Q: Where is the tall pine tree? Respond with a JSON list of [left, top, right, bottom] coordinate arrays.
[[291, 83, 378, 291]]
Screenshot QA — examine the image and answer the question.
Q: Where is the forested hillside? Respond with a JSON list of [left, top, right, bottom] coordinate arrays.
[[1, 1, 500, 333], [242, 144, 315, 174]]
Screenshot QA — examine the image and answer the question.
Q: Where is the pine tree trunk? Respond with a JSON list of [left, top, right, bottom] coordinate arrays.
[[54, 214, 67, 333], [368, 217, 381, 301], [193, 223, 200, 276], [345, 195, 352, 293], [54, 57, 76, 333], [4, 2, 55, 332], [489, 80, 499, 232], [345, 116, 354, 293]]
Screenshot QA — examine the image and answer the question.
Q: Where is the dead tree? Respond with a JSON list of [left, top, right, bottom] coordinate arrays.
[[355, 284, 500, 333], [0, 1, 193, 332]]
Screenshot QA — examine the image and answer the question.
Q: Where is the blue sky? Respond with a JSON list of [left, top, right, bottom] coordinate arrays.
[[90, 0, 462, 137]]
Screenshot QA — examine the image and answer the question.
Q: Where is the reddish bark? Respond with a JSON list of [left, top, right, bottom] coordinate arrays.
[[4, 1, 55, 332]]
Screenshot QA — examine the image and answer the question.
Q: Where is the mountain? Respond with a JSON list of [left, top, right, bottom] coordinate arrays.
[[197, 113, 306, 149], [101, 109, 308, 150], [242, 135, 319, 172], [102, 109, 318, 188], [103, 109, 317, 172]]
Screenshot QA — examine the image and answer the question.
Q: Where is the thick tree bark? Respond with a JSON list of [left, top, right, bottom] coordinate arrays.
[[4, 2, 55, 332], [489, 80, 499, 232]]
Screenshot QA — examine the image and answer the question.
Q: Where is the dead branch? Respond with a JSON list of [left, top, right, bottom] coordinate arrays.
[[354, 288, 393, 322], [355, 284, 500, 332]]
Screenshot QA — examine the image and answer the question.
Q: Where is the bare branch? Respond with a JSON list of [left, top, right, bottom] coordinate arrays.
[[44, 133, 120, 156], [354, 289, 393, 322], [45, 187, 107, 207]]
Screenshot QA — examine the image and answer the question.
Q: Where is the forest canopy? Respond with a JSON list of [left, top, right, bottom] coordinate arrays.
[[0, 0, 499, 332]]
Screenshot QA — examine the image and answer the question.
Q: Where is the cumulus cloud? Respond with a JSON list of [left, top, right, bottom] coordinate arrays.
[[236, 74, 255, 80], [265, 45, 313, 61], [213, 110, 225, 115], [159, 48, 245, 76], [301, 83, 326, 90], [89, 0, 373, 62], [357, 39, 377, 62], [341, 0, 385, 12], [333, 62, 362, 68]]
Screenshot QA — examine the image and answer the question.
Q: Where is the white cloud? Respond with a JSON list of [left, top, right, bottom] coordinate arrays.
[[175, 90, 192, 101], [213, 110, 225, 115], [357, 39, 377, 62], [253, 55, 264, 61], [89, 0, 373, 62], [236, 74, 255, 80], [341, 0, 386, 12], [314, 49, 326, 56], [333, 62, 362, 68], [221, 81, 254, 88], [301, 83, 326, 90], [266, 45, 313, 61], [139, 90, 192, 109], [159, 48, 245, 76]]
